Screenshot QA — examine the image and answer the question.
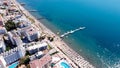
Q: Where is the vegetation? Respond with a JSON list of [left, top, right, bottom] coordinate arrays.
[[5, 20, 17, 31], [1, 6, 6, 9], [28, 17, 35, 23], [25, 51, 31, 56], [0, 13, 4, 17], [6, 46, 11, 51], [17, 52, 31, 68], [50, 51, 59, 56], [47, 37, 54, 42], [26, 64, 30, 68], [4, 39, 14, 51], [39, 36, 45, 41], [51, 63, 55, 67], [19, 55, 30, 65], [47, 44, 52, 50]]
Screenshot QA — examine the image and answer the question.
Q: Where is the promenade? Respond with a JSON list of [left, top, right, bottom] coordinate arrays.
[[13, 0, 95, 68]]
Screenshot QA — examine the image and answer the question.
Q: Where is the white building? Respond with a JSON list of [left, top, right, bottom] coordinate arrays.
[[18, 25, 41, 42], [30, 51, 44, 61], [0, 36, 6, 54], [0, 26, 7, 34], [8, 31, 23, 46], [27, 42, 47, 54], [0, 56, 7, 68], [0, 45, 25, 65], [0, 15, 7, 34]]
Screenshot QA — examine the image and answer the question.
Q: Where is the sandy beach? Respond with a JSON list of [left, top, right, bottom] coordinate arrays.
[[13, 0, 95, 68]]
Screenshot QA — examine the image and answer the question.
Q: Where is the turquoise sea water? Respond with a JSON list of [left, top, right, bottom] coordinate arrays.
[[17, 0, 120, 68]]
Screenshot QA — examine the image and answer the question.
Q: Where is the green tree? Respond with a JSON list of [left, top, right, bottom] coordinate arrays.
[[19, 56, 30, 65], [5, 20, 17, 31]]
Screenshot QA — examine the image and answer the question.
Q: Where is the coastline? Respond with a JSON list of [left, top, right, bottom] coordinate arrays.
[[14, 0, 95, 68]]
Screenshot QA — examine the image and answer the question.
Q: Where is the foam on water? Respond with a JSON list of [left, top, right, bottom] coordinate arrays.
[[96, 44, 120, 68]]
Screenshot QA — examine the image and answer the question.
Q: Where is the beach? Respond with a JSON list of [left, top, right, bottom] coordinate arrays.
[[13, 0, 95, 68]]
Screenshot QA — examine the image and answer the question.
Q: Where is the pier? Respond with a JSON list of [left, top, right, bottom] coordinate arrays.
[[28, 10, 38, 12], [20, 3, 25, 6], [60, 27, 86, 38], [37, 17, 45, 20]]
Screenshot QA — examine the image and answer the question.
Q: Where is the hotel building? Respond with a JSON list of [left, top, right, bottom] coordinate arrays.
[[0, 45, 25, 66], [0, 36, 6, 54], [8, 30, 23, 46], [18, 25, 41, 42], [27, 42, 47, 54]]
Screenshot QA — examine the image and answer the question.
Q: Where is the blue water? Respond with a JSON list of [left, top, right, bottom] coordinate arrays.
[[61, 62, 70, 68], [9, 62, 19, 68], [17, 0, 120, 68]]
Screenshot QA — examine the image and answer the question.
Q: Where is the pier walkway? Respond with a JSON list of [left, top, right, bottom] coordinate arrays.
[[60, 27, 86, 38]]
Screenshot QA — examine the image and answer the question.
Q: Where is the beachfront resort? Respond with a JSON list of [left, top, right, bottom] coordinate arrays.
[[0, 0, 94, 68]]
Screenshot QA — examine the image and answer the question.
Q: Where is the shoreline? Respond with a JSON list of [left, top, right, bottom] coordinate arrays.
[[14, 0, 95, 68]]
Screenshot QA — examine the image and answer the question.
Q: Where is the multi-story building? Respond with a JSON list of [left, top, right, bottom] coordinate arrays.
[[0, 15, 4, 25], [30, 51, 44, 61], [0, 36, 6, 54], [0, 15, 7, 34], [18, 25, 41, 42], [0, 45, 26, 66], [29, 54, 52, 68], [27, 42, 48, 54], [0, 26, 7, 34], [0, 56, 7, 68], [8, 30, 23, 46], [16, 20, 30, 28]]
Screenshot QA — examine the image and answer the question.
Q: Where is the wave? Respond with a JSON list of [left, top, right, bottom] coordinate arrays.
[[97, 46, 120, 68]]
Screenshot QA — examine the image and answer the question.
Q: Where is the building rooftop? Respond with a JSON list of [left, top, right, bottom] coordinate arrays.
[[30, 51, 44, 61], [0, 26, 4, 29], [24, 25, 38, 36], [8, 31, 21, 41], [8, 31, 23, 46], [18, 25, 39, 36], [27, 42, 48, 51], [0, 15, 4, 26], [0, 36, 3, 48], [0, 45, 25, 65], [30, 54, 52, 68], [36, 51, 43, 56], [0, 56, 6, 68], [0, 26, 6, 34]]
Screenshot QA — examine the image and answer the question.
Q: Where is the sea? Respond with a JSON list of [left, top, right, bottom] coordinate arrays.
[[17, 0, 120, 68]]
